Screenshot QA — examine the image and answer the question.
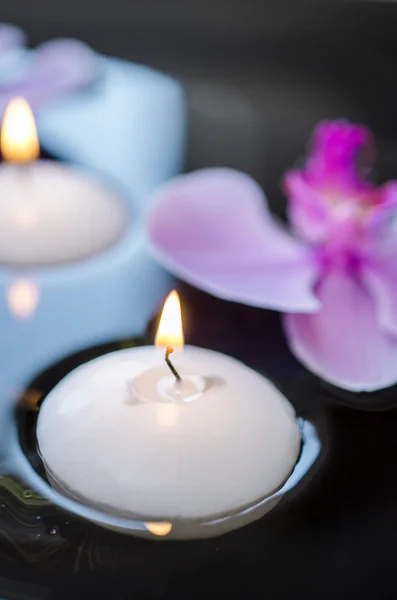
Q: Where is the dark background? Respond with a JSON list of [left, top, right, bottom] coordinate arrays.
[[2, 1, 397, 599], [2, 0, 397, 214]]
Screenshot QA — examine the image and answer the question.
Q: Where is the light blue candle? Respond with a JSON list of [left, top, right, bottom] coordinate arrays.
[[0, 49, 186, 404], [37, 56, 186, 210]]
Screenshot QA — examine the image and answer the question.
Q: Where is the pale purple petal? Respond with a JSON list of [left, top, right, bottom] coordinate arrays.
[[358, 184, 397, 260], [365, 182, 397, 235], [284, 268, 397, 391], [148, 168, 321, 312], [361, 262, 397, 336], [0, 39, 98, 116], [25, 38, 97, 89], [0, 24, 26, 53], [284, 170, 333, 243]]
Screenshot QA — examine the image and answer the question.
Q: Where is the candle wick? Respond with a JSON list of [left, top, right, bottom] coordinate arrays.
[[165, 346, 182, 382]]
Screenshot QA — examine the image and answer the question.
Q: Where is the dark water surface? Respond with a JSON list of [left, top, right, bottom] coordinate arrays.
[[0, 282, 397, 599]]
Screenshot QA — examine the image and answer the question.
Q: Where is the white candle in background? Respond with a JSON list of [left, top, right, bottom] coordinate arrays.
[[0, 97, 127, 267], [37, 291, 301, 539]]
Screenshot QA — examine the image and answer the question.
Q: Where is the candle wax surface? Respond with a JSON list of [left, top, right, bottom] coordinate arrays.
[[0, 161, 128, 266], [37, 346, 301, 521]]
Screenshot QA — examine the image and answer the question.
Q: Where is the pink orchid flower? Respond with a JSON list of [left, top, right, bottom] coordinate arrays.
[[148, 121, 397, 392]]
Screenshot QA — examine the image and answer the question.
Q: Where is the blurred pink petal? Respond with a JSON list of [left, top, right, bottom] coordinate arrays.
[[284, 122, 383, 249], [362, 262, 397, 336], [304, 120, 374, 195], [149, 169, 320, 311], [366, 182, 397, 235], [284, 269, 397, 391], [0, 38, 98, 115], [0, 24, 25, 52], [26, 38, 97, 91], [285, 170, 333, 243]]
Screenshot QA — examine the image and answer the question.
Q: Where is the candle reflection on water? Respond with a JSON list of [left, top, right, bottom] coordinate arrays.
[[7, 279, 40, 320]]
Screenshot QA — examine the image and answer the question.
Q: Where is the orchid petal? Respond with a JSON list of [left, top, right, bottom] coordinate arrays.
[[0, 24, 26, 53], [376, 181, 397, 210], [361, 262, 397, 336], [284, 268, 397, 391], [365, 182, 397, 236], [148, 168, 321, 312], [26, 39, 97, 89], [284, 170, 332, 243], [0, 39, 98, 116], [304, 120, 374, 194]]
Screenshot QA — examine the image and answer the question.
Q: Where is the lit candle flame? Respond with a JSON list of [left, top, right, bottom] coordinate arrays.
[[145, 522, 172, 536], [155, 290, 184, 349], [1, 97, 40, 163]]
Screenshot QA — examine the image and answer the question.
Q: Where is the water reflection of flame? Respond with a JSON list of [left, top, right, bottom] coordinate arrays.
[[7, 279, 40, 319], [145, 522, 172, 536]]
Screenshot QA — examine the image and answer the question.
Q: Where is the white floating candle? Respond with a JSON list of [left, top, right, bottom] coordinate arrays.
[[37, 292, 301, 539], [0, 98, 127, 266]]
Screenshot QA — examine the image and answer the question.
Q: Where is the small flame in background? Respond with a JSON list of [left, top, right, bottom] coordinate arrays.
[[1, 97, 40, 163], [145, 522, 173, 536], [7, 279, 40, 319], [155, 290, 184, 349]]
